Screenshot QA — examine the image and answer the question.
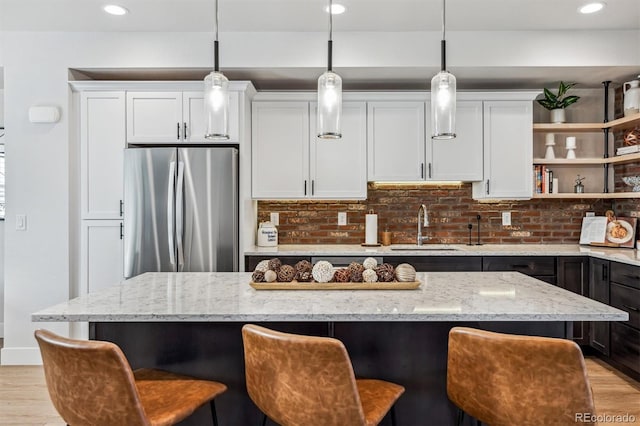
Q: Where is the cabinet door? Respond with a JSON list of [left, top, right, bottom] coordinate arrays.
[[80, 92, 125, 220], [126, 92, 182, 143], [473, 101, 533, 199], [427, 100, 483, 181], [310, 102, 367, 199], [367, 102, 425, 181], [557, 257, 589, 345], [81, 220, 124, 294], [589, 258, 610, 355], [183, 91, 240, 143], [252, 102, 309, 198]]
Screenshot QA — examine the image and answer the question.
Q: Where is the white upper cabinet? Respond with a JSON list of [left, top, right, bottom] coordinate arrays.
[[310, 102, 367, 199], [80, 91, 125, 220], [473, 100, 533, 199], [367, 101, 425, 181], [252, 102, 309, 198], [127, 91, 239, 144], [252, 101, 367, 199], [427, 100, 484, 181]]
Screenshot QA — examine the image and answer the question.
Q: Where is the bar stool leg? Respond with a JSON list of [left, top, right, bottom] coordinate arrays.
[[261, 413, 268, 426], [456, 409, 464, 426], [210, 400, 219, 426], [391, 405, 397, 426]]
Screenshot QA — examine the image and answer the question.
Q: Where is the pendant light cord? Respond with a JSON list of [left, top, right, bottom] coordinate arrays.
[[327, 0, 333, 71], [440, 0, 446, 71], [214, 0, 220, 72]]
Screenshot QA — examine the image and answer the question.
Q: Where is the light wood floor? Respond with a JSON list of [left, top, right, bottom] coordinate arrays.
[[0, 358, 638, 425]]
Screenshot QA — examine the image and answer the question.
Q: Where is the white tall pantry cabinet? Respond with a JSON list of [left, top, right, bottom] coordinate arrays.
[[79, 91, 125, 296]]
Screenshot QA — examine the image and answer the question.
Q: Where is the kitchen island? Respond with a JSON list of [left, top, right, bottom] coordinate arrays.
[[33, 272, 627, 426]]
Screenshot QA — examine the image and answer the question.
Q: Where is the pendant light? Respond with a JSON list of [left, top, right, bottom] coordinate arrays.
[[204, 0, 230, 140], [431, 0, 456, 139], [317, 0, 342, 139]]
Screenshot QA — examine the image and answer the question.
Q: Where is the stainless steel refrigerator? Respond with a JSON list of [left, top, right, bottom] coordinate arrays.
[[123, 147, 238, 278]]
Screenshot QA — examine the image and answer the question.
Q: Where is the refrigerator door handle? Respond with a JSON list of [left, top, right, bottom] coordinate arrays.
[[176, 161, 185, 270], [167, 161, 176, 266]]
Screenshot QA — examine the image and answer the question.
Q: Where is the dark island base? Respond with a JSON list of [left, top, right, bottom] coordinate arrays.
[[91, 321, 569, 426]]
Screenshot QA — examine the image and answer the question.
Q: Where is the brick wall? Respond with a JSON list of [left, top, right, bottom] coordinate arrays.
[[258, 184, 616, 245]]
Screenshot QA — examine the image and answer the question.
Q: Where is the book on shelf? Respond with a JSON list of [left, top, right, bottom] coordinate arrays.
[[533, 165, 553, 194], [616, 145, 640, 156]]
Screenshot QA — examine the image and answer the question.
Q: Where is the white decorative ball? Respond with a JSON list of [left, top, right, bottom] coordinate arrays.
[[264, 270, 277, 283], [312, 261, 335, 283], [395, 263, 416, 282], [254, 260, 270, 273], [362, 269, 378, 283], [363, 257, 378, 270]]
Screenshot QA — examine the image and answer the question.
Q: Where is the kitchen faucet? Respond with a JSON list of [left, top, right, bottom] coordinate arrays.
[[417, 204, 430, 245]]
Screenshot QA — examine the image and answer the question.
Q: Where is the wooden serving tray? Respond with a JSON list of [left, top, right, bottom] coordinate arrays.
[[249, 281, 420, 290]]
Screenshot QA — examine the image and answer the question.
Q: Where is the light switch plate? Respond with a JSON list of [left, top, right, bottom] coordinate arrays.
[[270, 212, 279, 226], [502, 211, 511, 226], [16, 214, 27, 231], [338, 212, 347, 226]]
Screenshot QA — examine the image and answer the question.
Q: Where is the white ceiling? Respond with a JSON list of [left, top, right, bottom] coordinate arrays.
[[1, 0, 639, 89], [1, 0, 638, 32]]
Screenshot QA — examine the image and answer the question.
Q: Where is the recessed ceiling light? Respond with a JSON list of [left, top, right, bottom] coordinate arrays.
[[578, 2, 605, 14], [325, 4, 346, 14], [103, 4, 129, 16]]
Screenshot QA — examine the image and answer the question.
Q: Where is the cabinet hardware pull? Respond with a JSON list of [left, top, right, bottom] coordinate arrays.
[[602, 265, 608, 281], [312, 180, 315, 195], [622, 304, 639, 312], [624, 274, 640, 280], [177, 122, 180, 140], [512, 264, 530, 268], [428, 163, 432, 179], [420, 163, 424, 179], [304, 180, 307, 196], [119, 222, 123, 240], [119, 200, 123, 217], [183, 122, 187, 140], [486, 180, 490, 195]]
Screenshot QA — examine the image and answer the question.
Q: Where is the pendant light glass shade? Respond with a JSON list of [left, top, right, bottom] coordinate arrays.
[[317, 0, 342, 139], [317, 70, 342, 139], [204, 0, 229, 140], [431, 70, 456, 139], [204, 70, 230, 140]]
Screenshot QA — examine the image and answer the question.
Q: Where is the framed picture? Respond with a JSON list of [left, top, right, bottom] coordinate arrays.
[[605, 217, 637, 248]]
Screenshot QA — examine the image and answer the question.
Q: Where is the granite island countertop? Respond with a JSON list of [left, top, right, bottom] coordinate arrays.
[[245, 244, 640, 267], [32, 271, 627, 323]]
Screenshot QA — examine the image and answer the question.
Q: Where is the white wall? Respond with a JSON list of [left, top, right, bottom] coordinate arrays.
[[0, 87, 4, 338], [0, 29, 639, 364]]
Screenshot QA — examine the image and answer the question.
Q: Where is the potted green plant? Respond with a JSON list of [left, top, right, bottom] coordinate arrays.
[[537, 81, 580, 123]]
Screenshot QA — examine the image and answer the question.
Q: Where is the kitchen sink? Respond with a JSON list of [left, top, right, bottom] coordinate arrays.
[[389, 244, 460, 251]]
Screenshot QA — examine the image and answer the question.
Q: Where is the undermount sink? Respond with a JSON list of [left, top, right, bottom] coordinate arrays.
[[389, 244, 460, 251]]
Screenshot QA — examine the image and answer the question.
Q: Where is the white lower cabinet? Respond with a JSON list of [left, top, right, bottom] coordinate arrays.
[[81, 220, 124, 294], [473, 100, 533, 199], [252, 101, 367, 199]]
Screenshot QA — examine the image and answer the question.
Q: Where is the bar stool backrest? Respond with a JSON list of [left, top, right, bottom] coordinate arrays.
[[35, 329, 150, 426], [242, 324, 366, 426], [447, 327, 596, 426]]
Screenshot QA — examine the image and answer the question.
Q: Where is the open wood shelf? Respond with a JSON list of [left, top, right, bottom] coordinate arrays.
[[533, 112, 640, 133], [533, 153, 640, 165], [533, 192, 639, 199]]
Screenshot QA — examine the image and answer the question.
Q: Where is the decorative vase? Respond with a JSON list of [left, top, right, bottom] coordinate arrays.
[[550, 108, 565, 123], [565, 136, 577, 159], [544, 133, 556, 159]]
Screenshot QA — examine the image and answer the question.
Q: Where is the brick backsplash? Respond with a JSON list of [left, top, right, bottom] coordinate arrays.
[[257, 184, 626, 245]]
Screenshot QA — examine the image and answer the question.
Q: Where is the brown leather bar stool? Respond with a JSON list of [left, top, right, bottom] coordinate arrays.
[[35, 329, 227, 426], [447, 327, 596, 426], [242, 324, 405, 426]]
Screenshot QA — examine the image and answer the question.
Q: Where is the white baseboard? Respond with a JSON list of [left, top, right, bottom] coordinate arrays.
[[1, 347, 42, 365], [0, 322, 4, 338]]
